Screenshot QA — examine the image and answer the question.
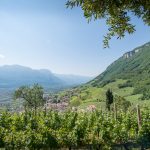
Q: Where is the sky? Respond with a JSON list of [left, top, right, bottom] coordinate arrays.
[[0, 0, 150, 77]]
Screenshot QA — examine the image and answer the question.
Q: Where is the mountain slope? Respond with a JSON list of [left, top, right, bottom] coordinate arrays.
[[90, 42, 150, 98], [64, 42, 150, 109]]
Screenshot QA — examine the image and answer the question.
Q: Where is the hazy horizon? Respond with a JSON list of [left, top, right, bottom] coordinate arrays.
[[0, 0, 150, 76], [0, 64, 95, 77]]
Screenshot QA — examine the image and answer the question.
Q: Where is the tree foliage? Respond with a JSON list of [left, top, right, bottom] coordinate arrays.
[[106, 89, 113, 110], [114, 95, 131, 112], [14, 84, 45, 113], [66, 0, 150, 47]]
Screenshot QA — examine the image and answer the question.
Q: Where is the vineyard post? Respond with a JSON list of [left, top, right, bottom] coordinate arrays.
[[24, 105, 28, 124], [101, 107, 104, 124], [100, 106, 103, 115], [44, 101, 47, 117], [137, 105, 142, 130], [114, 102, 117, 120]]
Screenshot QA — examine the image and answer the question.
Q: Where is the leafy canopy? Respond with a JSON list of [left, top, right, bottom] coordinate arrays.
[[14, 84, 45, 111], [66, 0, 150, 47]]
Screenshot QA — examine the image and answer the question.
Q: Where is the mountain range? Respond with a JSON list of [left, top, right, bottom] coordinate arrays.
[[0, 65, 92, 104]]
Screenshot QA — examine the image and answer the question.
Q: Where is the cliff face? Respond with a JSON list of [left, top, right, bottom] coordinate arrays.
[[123, 51, 135, 58], [123, 42, 150, 59], [123, 49, 140, 59]]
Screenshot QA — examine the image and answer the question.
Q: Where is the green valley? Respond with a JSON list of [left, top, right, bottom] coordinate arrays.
[[0, 0, 150, 149]]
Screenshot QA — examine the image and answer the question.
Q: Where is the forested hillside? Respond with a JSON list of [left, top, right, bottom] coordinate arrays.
[[90, 42, 150, 99]]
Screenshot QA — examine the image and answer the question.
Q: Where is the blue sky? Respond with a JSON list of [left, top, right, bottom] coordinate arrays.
[[0, 0, 150, 77]]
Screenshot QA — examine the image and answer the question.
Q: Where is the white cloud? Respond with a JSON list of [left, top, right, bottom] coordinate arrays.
[[0, 54, 5, 59]]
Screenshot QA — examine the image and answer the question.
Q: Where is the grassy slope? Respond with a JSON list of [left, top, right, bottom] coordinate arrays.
[[69, 79, 150, 109], [62, 42, 150, 109]]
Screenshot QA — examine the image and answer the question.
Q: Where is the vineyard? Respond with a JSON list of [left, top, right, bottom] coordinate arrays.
[[0, 107, 150, 150]]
